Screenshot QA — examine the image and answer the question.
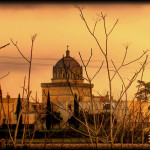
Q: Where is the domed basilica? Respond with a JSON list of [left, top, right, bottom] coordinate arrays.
[[41, 46, 97, 122]]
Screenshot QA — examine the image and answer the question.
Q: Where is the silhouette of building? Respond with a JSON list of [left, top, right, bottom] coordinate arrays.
[[0, 86, 42, 128], [0, 46, 150, 130], [41, 46, 109, 124]]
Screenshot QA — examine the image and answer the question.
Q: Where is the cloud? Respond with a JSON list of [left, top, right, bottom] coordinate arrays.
[[0, 2, 73, 11], [0, 3, 46, 10]]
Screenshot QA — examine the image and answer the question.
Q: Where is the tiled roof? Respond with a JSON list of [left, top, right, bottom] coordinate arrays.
[[55, 56, 80, 69]]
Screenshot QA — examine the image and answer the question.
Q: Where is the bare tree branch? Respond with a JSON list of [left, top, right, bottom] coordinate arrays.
[[111, 49, 148, 81], [91, 61, 104, 81], [10, 38, 30, 63], [121, 43, 129, 66], [101, 12, 107, 37], [108, 19, 119, 36], [0, 43, 10, 49], [76, 4, 149, 145], [93, 17, 101, 35], [75, 4, 106, 57], [123, 50, 149, 66], [79, 51, 91, 80], [0, 43, 10, 80], [118, 55, 148, 102], [0, 72, 10, 80], [86, 48, 92, 67]]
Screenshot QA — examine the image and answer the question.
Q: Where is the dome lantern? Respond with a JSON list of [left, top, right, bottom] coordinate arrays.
[[66, 45, 70, 57]]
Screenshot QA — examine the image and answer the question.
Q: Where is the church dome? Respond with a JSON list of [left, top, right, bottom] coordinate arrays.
[[55, 47, 80, 69], [52, 46, 83, 82], [55, 55, 80, 69]]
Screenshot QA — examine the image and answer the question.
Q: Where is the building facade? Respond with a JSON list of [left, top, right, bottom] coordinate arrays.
[[41, 47, 95, 122], [0, 87, 41, 128]]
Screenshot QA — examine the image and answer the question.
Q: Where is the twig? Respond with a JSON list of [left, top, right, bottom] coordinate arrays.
[[0, 72, 10, 80], [93, 17, 101, 35], [0, 43, 10, 49], [10, 38, 29, 63], [108, 19, 119, 36], [75, 4, 106, 57], [92, 61, 104, 81]]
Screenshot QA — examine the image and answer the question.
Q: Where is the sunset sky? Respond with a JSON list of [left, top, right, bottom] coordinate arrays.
[[0, 2, 150, 102]]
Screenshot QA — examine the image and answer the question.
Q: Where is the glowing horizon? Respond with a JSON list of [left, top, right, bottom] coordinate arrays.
[[0, 3, 150, 102]]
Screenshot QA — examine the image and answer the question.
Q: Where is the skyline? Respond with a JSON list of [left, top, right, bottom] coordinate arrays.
[[0, 3, 150, 101]]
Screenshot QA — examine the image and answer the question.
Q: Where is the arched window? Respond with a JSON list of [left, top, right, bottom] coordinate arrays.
[[67, 73, 70, 79], [57, 71, 59, 78], [59, 72, 61, 78], [77, 69, 80, 79], [53, 73, 56, 79], [63, 73, 65, 78], [55, 72, 57, 79]]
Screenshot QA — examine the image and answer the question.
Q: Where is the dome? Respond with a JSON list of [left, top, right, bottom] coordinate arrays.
[[55, 49, 80, 69], [52, 47, 83, 83], [55, 56, 80, 69]]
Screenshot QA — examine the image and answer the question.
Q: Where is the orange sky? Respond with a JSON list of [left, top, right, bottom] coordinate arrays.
[[0, 3, 150, 102]]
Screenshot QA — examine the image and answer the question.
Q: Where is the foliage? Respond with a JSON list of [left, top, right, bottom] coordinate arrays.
[[15, 93, 22, 129], [87, 112, 115, 125], [52, 111, 63, 128], [68, 116, 75, 126], [74, 94, 79, 129], [135, 80, 150, 101], [46, 91, 52, 130], [80, 112, 117, 135], [16, 94, 21, 119], [68, 95, 80, 129], [79, 110, 86, 123]]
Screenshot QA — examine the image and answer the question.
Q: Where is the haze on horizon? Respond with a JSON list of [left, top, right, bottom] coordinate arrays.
[[0, 2, 150, 102]]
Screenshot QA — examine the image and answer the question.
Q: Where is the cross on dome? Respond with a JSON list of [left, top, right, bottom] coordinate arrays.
[[66, 45, 70, 57]]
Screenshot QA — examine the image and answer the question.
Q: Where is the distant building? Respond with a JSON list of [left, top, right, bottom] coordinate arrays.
[[41, 46, 150, 129], [41, 46, 115, 126], [0, 96, 17, 126], [1, 47, 149, 130], [0, 87, 42, 129]]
